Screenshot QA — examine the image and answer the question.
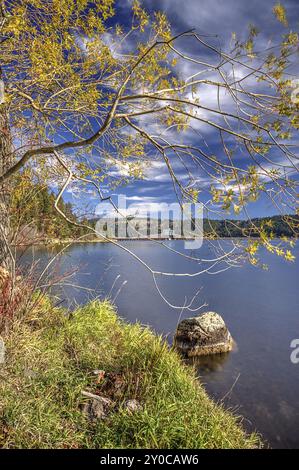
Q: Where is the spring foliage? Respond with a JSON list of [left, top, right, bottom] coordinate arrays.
[[0, 0, 298, 263]]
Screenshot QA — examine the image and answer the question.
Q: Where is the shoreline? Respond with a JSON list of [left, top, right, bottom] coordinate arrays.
[[0, 298, 260, 449], [14, 235, 298, 247]]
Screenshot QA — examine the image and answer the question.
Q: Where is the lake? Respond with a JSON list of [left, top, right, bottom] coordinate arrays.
[[18, 240, 299, 449]]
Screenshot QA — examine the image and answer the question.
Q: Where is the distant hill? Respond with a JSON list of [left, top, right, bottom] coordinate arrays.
[[11, 178, 298, 242], [90, 214, 299, 239], [203, 215, 299, 238]]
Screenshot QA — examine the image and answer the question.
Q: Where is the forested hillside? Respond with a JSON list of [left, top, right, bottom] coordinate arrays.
[[203, 216, 299, 238], [11, 173, 90, 243]]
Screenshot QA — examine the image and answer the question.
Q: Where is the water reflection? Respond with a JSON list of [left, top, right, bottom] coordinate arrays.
[[187, 351, 232, 373]]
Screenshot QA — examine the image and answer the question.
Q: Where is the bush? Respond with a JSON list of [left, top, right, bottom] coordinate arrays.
[[0, 267, 37, 333]]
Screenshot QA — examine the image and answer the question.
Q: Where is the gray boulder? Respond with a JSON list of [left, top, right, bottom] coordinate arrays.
[[174, 312, 234, 357]]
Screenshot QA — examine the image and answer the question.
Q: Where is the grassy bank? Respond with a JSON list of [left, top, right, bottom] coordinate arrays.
[[0, 299, 260, 449]]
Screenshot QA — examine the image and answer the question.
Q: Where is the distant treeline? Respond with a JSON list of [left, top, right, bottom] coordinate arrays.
[[11, 178, 299, 241], [95, 215, 299, 239], [202, 215, 299, 238]]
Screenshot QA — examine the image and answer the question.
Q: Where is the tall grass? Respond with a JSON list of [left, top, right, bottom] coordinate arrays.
[[0, 300, 261, 449], [0, 268, 36, 333]]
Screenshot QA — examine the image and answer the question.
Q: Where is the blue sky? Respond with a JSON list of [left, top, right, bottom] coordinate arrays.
[[62, 0, 299, 220]]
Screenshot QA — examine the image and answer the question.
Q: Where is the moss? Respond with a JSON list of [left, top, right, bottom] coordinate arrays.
[[0, 300, 261, 449]]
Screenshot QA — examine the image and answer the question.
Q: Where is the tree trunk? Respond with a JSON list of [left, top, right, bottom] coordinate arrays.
[[0, 2, 14, 274], [0, 70, 13, 273]]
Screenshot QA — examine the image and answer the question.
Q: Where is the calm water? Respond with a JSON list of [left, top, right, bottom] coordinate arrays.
[[18, 240, 299, 448]]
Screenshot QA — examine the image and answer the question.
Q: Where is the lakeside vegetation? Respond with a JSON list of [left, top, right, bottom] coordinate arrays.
[[11, 174, 91, 243], [0, 297, 260, 449]]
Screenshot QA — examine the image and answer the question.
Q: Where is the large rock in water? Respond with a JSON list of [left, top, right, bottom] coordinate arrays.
[[174, 312, 234, 357]]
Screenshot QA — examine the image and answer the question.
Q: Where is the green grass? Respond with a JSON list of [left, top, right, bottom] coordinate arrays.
[[0, 299, 261, 449]]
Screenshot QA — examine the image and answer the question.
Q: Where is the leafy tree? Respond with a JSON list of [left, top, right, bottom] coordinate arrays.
[[10, 170, 89, 242], [0, 1, 298, 275]]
